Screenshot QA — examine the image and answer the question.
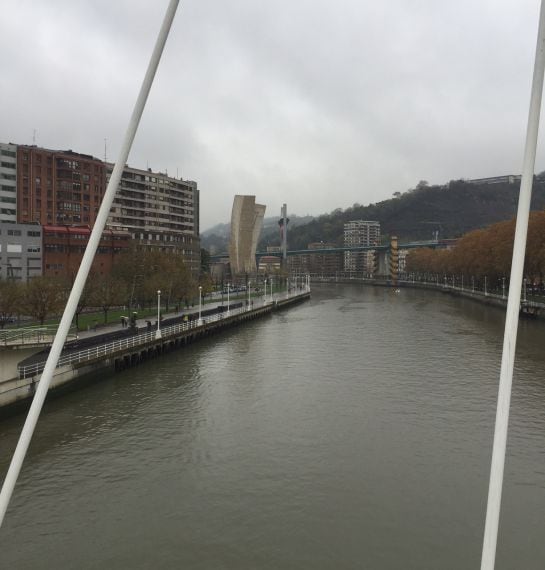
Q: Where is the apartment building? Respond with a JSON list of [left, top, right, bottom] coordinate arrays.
[[106, 165, 200, 275], [0, 143, 17, 223], [0, 222, 42, 281], [16, 146, 105, 227], [343, 220, 380, 274], [2, 142, 201, 276]]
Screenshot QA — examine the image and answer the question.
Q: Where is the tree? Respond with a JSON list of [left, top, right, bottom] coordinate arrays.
[[63, 273, 98, 330], [201, 248, 211, 274], [24, 276, 63, 325], [0, 279, 22, 328], [91, 274, 126, 324]]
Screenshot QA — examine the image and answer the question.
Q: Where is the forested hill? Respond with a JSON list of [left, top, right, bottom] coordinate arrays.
[[280, 179, 545, 250]]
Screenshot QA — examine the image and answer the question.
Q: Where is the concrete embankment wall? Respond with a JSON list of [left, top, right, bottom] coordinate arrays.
[[0, 293, 310, 412]]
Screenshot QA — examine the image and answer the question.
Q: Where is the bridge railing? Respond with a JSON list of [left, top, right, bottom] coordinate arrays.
[[0, 325, 78, 347]]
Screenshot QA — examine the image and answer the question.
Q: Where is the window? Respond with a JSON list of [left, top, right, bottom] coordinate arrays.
[[7, 229, 21, 236], [27, 246, 41, 253], [27, 230, 41, 237], [7, 244, 22, 253]]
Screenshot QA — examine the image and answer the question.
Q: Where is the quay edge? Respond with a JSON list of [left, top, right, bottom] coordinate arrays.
[[0, 292, 310, 414]]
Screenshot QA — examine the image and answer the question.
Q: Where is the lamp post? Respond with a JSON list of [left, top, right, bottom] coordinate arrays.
[[286, 277, 289, 298], [247, 280, 251, 310], [264, 279, 267, 304], [502, 276, 506, 299], [155, 290, 161, 339], [523, 278, 527, 302], [270, 277, 274, 302], [472, 276, 475, 293], [484, 275, 488, 296], [226, 282, 230, 315], [198, 286, 203, 324]]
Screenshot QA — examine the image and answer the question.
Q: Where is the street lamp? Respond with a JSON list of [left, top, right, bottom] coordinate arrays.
[[198, 286, 203, 324], [286, 277, 289, 298], [247, 280, 251, 310], [264, 278, 267, 303], [485, 276, 488, 296], [472, 276, 475, 293], [502, 276, 506, 299], [227, 282, 230, 315], [523, 278, 527, 302], [155, 290, 162, 339]]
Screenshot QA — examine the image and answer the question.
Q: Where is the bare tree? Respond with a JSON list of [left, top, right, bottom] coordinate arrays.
[[24, 276, 63, 325]]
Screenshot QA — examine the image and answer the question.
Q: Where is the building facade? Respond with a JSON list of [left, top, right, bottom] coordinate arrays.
[[0, 222, 42, 281], [106, 165, 200, 276], [42, 225, 130, 278], [0, 143, 17, 223], [229, 195, 265, 275], [16, 146, 105, 226], [343, 220, 380, 275], [288, 242, 343, 276]]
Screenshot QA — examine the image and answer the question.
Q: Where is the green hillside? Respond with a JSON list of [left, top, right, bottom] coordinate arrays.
[[276, 178, 545, 250]]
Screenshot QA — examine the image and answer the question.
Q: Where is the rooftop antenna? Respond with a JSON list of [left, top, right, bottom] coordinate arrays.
[[32, 129, 36, 145], [104, 138, 107, 163]]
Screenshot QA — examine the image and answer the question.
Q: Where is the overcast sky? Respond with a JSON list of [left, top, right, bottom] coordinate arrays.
[[1, 0, 544, 230]]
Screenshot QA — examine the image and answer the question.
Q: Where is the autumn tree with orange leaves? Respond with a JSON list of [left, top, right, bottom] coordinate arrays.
[[406, 211, 545, 285]]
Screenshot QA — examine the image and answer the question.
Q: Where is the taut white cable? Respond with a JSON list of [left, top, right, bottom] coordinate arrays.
[[0, 0, 180, 527], [481, 1, 545, 568]]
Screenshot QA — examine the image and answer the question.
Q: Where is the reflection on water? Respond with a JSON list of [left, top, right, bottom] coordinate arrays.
[[1, 284, 544, 569]]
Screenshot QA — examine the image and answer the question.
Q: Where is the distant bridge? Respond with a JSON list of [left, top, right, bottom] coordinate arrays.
[[210, 239, 456, 262]]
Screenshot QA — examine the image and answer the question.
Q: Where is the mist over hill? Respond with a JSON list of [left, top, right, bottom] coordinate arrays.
[[201, 214, 314, 254]]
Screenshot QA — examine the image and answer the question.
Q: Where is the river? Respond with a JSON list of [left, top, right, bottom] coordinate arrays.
[[1, 283, 544, 569]]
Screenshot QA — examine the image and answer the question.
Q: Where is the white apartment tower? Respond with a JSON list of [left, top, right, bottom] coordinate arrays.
[[0, 143, 17, 223], [343, 220, 380, 274]]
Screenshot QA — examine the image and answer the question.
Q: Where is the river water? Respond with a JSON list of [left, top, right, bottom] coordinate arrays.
[[1, 283, 544, 569]]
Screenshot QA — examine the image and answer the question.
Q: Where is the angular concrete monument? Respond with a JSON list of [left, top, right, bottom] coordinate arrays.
[[229, 195, 266, 274]]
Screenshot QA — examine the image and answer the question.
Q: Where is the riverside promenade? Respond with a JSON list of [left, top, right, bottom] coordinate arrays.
[[0, 288, 310, 411]]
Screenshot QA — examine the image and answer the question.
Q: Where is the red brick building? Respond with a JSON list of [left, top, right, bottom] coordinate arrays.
[[42, 225, 130, 278], [16, 146, 105, 226]]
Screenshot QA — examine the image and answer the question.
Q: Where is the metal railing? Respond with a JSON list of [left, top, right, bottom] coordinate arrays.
[[17, 290, 311, 379], [0, 325, 78, 347]]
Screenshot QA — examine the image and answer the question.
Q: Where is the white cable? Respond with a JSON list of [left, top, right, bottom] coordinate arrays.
[[481, 1, 545, 568], [0, 0, 180, 527]]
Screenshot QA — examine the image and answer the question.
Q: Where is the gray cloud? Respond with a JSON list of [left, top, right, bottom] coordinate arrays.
[[1, 0, 543, 229]]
